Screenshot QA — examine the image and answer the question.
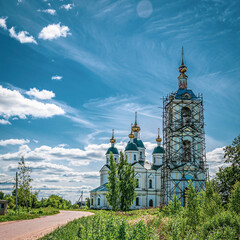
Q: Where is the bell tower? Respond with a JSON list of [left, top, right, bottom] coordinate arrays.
[[161, 48, 208, 206]]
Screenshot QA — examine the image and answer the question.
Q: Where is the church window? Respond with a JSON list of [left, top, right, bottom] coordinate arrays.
[[149, 179, 152, 189], [136, 179, 139, 188], [154, 157, 156, 164], [183, 140, 191, 162], [91, 198, 93, 205], [136, 197, 139, 206], [140, 152, 142, 159], [107, 158, 109, 164], [97, 198, 100, 205], [181, 107, 191, 124], [149, 199, 153, 207], [134, 154, 136, 161]]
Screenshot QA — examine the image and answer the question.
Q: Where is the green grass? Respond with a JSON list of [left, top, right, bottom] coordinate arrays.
[[0, 207, 59, 222], [42, 210, 160, 240]]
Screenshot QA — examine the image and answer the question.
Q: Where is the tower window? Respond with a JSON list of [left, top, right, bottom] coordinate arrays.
[[154, 157, 156, 164], [140, 152, 142, 158], [91, 198, 93, 205], [98, 198, 100, 205], [181, 107, 191, 124], [136, 197, 139, 206], [134, 154, 136, 161], [149, 179, 153, 189], [183, 140, 191, 162]]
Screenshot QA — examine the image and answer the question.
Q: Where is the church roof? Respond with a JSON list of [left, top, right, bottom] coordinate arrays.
[[90, 183, 108, 192], [153, 146, 165, 154], [151, 164, 163, 170], [125, 141, 138, 151], [106, 147, 119, 155], [175, 89, 197, 99], [133, 138, 145, 148]]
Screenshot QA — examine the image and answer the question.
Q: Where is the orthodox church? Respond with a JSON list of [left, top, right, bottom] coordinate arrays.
[[90, 49, 207, 209]]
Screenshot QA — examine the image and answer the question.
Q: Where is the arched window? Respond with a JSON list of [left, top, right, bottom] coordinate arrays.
[[107, 158, 109, 164], [154, 157, 156, 164], [149, 179, 152, 188], [181, 107, 191, 124], [134, 154, 136, 161], [140, 152, 142, 159], [136, 197, 139, 206], [97, 198, 100, 205], [91, 198, 93, 205], [149, 199, 153, 207], [136, 179, 139, 188], [183, 140, 191, 162]]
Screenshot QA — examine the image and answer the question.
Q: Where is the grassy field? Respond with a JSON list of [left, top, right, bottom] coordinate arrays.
[[42, 204, 240, 240], [0, 207, 59, 222]]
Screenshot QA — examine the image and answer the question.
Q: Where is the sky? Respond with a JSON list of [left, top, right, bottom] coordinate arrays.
[[0, 0, 239, 203]]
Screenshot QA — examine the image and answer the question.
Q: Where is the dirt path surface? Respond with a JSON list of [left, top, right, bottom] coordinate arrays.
[[0, 210, 93, 240]]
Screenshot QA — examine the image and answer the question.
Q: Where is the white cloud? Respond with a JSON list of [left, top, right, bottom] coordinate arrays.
[[9, 27, 37, 44], [0, 85, 64, 120], [38, 9, 56, 15], [60, 4, 74, 11], [26, 88, 55, 100], [38, 23, 71, 40], [206, 147, 228, 177], [0, 17, 7, 30], [51, 75, 63, 81], [0, 119, 11, 125], [0, 139, 29, 146]]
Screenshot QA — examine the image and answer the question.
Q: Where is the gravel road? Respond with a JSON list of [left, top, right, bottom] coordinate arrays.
[[0, 210, 94, 240]]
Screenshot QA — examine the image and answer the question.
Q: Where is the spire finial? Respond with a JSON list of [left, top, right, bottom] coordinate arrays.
[[132, 112, 141, 132], [158, 128, 160, 137], [129, 123, 134, 139], [181, 46, 184, 65], [156, 128, 162, 143], [135, 112, 137, 124], [110, 129, 116, 144]]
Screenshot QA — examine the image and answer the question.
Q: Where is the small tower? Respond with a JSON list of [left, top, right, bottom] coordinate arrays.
[[131, 112, 146, 162], [106, 129, 119, 165], [125, 125, 138, 164], [152, 128, 164, 166]]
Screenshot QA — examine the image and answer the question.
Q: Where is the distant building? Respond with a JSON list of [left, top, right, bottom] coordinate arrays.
[[90, 49, 208, 209]]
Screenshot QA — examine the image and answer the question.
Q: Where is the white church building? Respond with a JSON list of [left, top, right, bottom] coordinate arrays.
[[90, 50, 207, 209]]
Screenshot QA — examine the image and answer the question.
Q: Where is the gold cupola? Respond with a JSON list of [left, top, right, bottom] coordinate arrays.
[[110, 129, 116, 144], [156, 128, 162, 143], [128, 124, 134, 139], [131, 112, 141, 132]]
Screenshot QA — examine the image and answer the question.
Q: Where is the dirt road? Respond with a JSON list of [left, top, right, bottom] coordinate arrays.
[[0, 210, 93, 240]]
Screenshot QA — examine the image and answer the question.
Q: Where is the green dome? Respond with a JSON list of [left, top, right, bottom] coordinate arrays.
[[133, 138, 145, 148], [153, 146, 164, 154], [106, 147, 119, 155], [125, 142, 138, 151]]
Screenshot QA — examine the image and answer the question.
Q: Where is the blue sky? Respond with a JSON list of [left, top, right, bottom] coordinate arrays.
[[0, 0, 239, 203]]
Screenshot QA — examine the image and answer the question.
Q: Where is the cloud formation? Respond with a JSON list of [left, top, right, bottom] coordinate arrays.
[[9, 27, 37, 44], [51, 75, 63, 81], [0, 119, 11, 125], [0, 139, 29, 146], [26, 88, 55, 100], [0, 85, 64, 121], [60, 4, 74, 11], [0, 17, 7, 30], [38, 23, 71, 40], [38, 9, 56, 15]]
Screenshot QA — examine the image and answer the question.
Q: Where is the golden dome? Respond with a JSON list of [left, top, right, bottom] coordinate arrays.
[[156, 128, 162, 143], [132, 123, 140, 132], [128, 131, 134, 139], [110, 137, 116, 144], [156, 136, 162, 143]]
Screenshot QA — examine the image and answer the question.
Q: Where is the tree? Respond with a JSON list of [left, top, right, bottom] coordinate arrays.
[[118, 152, 137, 212], [85, 197, 90, 208], [15, 157, 33, 209], [228, 181, 240, 214], [0, 191, 4, 199], [213, 135, 240, 203], [106, 152, 120, 211]]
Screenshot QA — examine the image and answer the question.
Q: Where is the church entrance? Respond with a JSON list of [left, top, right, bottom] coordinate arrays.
[[149, 199, 153, 207]]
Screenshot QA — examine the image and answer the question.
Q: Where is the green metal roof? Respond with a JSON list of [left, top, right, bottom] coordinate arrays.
[[153, 146, 164, 154], [90, 183, 108, 192], [125, 142, 138, 151], [133, 138, 145, 148], [106, 147, 119, 155]]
